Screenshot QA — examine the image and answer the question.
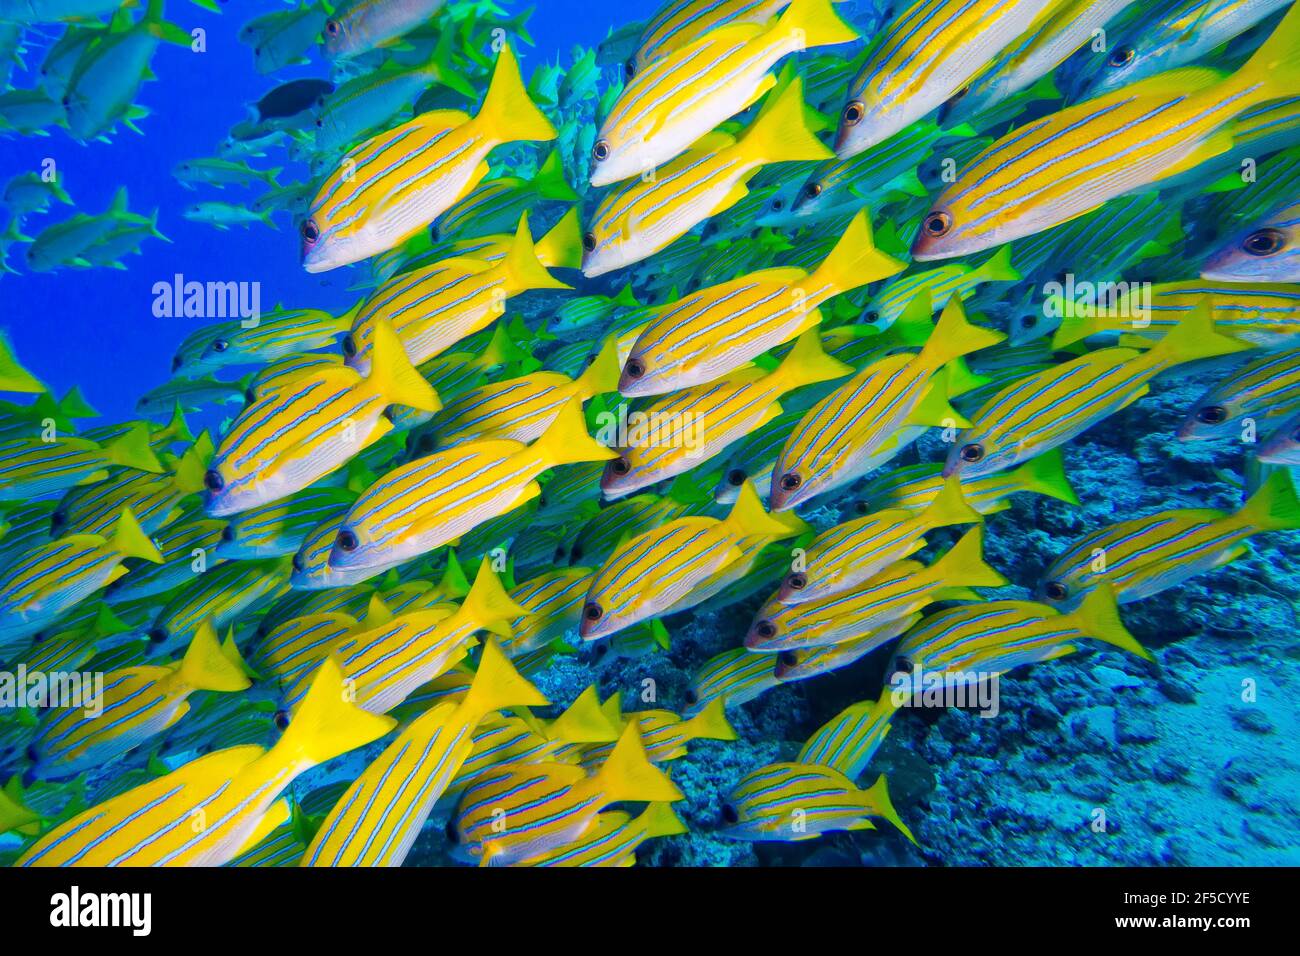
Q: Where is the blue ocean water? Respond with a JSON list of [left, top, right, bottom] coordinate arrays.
[[0, 0, 661, 421], [0, 0, 1298, 870]]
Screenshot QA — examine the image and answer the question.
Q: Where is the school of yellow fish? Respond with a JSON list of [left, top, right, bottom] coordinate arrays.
[[2, 0, 1300, 866]]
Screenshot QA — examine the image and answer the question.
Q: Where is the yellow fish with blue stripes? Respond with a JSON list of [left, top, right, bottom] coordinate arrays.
[[301, 44, 557, 272], [323, 398, 615, 580], [620, 210, 905, 396], [591, 0, 857, 186], [303, 638, 547, 867], [28, 620, 250, 781], [0, 506, 163, 650], [449, 719, 684, 866], [913, 2, 1300, 259], [602, 328, 854, 498], [343, 214, 571, 376], [203, 317, 438, 517], [580, 480, 800, 641], [282, 561, 526, 716], [582, 76, 832, 277], [834, 0, 1059, 158], [18, 657, 394, 867]]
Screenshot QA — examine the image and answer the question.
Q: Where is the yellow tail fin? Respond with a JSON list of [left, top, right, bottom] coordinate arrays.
[[459, 637, 549, 724], [436, 549, 472, 600], [546, 685, 622, 743], [971, 244, 1020, 284], [595, 720, 684, 804], [110, 506, 164, 563], [740, 76, 834, 166], [1010, 448, 1080, 505], [1065, 582, 1155, 662], [536, 208, 583, 270], [0, 779, 41, 836], [1235, 0, 1300, 105], [680, 697, 737, 742], [860, 773, 917, 845], [807, 210, 906, 298], [367, 316, 441, 412], [0, 333, 43, 394], [916, 474, 983, 531], [1050, 310, 1104, 349], [574, 337, 623, 400], [770, 329, 853, 394], [636, 801, 688, 839], [178, 619, 251, 693], [102, 423, 164, 474], [272, 657, 395, 766], [476, 44, 557, 143], [721, 480, 796, 541], [916, 298, 1006, 372], [775, 0, 859, 50], [1143, 300, 1252, 371], [531, 397, 618, 468], [461, 557, 531, 638], [926, 525, 1009, 589], [1236, 468, 1300, 532], [501, 213, 573, 293]]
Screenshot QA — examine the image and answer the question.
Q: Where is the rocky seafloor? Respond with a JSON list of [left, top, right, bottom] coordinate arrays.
[[436, 363, 1300, 868]]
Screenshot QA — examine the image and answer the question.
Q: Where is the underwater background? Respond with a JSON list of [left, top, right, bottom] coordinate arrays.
[[0, 0, 1298, 867]]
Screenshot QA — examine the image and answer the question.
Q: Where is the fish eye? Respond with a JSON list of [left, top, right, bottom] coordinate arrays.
[[786, 572, 807, 591], [771, 198, 784, 212], [171, 354, 182, 372], [804, 181, 822, 199], [594, 642, 609, 658], [684, 688, 698, 705], [592, 140, 610, 162], [292, 552, 305, 573], [923, 211, 952, 237], [429, 225, 440, 242], [1020, 314, 1037, 329], [220, 525, 235, 542], [274, 710, 291, 731], [610, 457, 631, 476], [753, 620, 777, 640], [721, 803, 740, 824], [583, 602, 602, 622], [553, 544, 567, 561], [336, 529, 359, 552], [726, 468, 746, 487], [960, 443, 984, 463], [244, 387, 257, 404], [1044, 581, 1068, 602], [1108, 44, 1135, 67], [582, 232, 596, 252], [777, 650, 797, 668], [893, 656, 914, 675], [854, 500, 869, 514], [342, 333, 357, 357], [1196, 405, 1228, 424], [865, 310, 880, 324], [315, 118, 323, 128], [841, 100, 864, 126], [301, 218, 320, 243], [212, 338, 229, 352], [1243, 228, 1286, 257], [779, 472, 801, 492], [624, 358, 645, 379], [203, 469, 224, 492], [148, 626, 168, 644], [325, 19, 340, 37], [624, 59, 636, 81], [444, 820, 460, 844]]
